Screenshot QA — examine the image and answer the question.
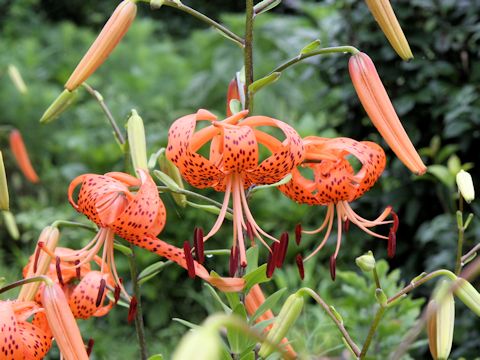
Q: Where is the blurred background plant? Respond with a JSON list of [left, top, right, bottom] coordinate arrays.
[[0, 0, 479, 358]]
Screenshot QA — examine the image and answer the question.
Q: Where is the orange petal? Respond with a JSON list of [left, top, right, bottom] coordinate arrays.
[[349, 52, 426, 175], [65, 0, 137, 91], [9, 129, 40, 183]]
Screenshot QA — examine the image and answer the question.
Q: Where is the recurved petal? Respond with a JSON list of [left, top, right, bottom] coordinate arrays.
[[220, 125, 258, 173]]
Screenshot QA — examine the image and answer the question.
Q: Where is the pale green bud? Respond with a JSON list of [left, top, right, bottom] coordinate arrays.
[[172, 326, 221, 360], [453, 278, 480, 317], [0, 151, 9, 210], [456, 170, 475, 203], [40, 89, 77, 124], [355, 251, 376, 272], [127, 110, 148, 171], [2, 210, 19, 240]]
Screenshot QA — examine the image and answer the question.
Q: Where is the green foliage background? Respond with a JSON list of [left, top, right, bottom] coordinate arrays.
[[0, 0, 479, 358]]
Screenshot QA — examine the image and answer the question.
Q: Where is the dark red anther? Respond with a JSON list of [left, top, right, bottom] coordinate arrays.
[[329, 255, 336, 281], [55, 256, 64, 286], [75, 260, 81, 279], [296, 254, 305, 280], [33, 243, 42, 273], [276, 233, 289, 268], [229, 246, 239, 277], [266, 243, 278, 278], [343, 218, 350, 233], [246, 222, 255, 244], [183, 241, 196, 279], [114, 284, 121, 304], [388, 229, 396, 258], [86, 338, 95, 356], [95, 278, 107, 307], [193, 227, 205, 264], [127, 296, 138, 324], [295, 224, 302, 245], [391, 210, 399, 232]]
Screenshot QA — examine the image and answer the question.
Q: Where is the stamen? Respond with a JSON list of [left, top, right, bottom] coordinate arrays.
[[343, 218, 350, 233], [329, 255, 336, 281], [246, 222, 254, 245], [86, 339, 95, 356], [296, 254, 304, 280], [388, 229, 396, 258], [33, 243, 42, 273], [229, 246, 239, 277], [75, 260, 81, 279], [276, 232, 289, 268], [391, 210, 399, 232], [266, 243, 278, 278], [127, 296, 138, 324], [38, 241, 56, 258], [114, 284, 121, 304], [183, 241, 196, 278], [95, 278, 107, 307], [56, 256, 64, 286], [295, 224, 302, 245], [193, 227, 205, 264]]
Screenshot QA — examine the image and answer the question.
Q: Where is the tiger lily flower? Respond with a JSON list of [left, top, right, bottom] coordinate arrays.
[[64, 0, 137, 91], [166, 109, 304, 268], [23, 247, 116, 319], [279, 137, 397, 279], [245, 284, 296, 358], [364, 0, 413, 60], [0, 300, 52, 359], [349, 52, 426, 175], [54, 169, 243, 292], [41, 282, 89, 360], [9, 129, 40, 183]]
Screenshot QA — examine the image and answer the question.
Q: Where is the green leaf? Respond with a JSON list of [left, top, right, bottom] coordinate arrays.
[[173, 318, 199, 329], [243, 264, 270, 291], [245, 245, 259, 274], [447, 154, 461, 175], [254, 0, 282, 16], [248, 72, 281, 95], [427, 165, 455, 188], [239, 351, 256, 360], [227, 303, 249, 354], [204, 283, 232, 313], [138, 260, 168, 284], [186, 201, 233, 221], [300, 39, 321, 55], [113, 242, 133, 256], [249, 174, 292, 194], [224, 291, 241, 310], [249, 287, 287, 324], [147, 355, 164, 360]]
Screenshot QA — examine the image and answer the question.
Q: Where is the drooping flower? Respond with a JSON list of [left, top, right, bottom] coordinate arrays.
[[349, 52, 426, 175], [59, 169, 243, 292], [279, 136, 397, 279], [0, 300, 52, 359], [166, 109, 304, 268], [9, 129, 39, 183], [64, 0, 137, 91]]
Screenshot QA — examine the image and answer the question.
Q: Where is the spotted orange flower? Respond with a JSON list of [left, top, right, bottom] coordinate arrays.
[[279, 137, 397, 279], [166, 109, 304, 268], [23, 248, 115, 319], [52, 169, 244, 292], [0, 300, 52, 359]]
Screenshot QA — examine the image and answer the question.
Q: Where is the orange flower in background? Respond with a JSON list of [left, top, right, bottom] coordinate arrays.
[[166, 109, 304, 269], [9, 129, 40, 183], [0, 300, 52, 359], [245, 284, 297, 358], [279, 137, 397, 279], [64, 0, 137, 91], [349, 52, 426, 175], [61, 169, 243, 292]]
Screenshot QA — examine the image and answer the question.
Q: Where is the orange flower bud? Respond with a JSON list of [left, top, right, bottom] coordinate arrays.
[[9, 129, 40, 183], [365, 0, 413, 60], [65, 0, 137, 91], [226, 78, 241, 116], [41, 282, 89, 360], [349, 52, 426, 175]]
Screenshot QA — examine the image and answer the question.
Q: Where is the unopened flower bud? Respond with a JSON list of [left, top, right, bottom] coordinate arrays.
[[9, 129, 40, 183], [456, 170, 475, 203], [40, 89, 77, 124], [7, 64, 28, 94], [355, 251, 376, 272], [453, 278, 480, 317], [0, 151, 9, 210], [375, 288, 388, 307], [158, 150, 187, 207], [2, 210, 19, 240], [258, 292, 304, 358], [127, 110, 148, 171], [427, 280, 455, 360], [172, 326, 221, 360]]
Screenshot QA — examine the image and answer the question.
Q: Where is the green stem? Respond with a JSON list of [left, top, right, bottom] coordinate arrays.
[[359, 306, 387, 359], [455, 211, 465, 274], [51, 220, 97, 232], [150, 0, 244, 47], [244, 0, 254, 110], [0, 275, 52, 294], [269, 46, 359, 74], [127, 244, 148, 360], [82, 83, 126, 146], [299, 288, 361, 357], [372, 267, 381, 289]]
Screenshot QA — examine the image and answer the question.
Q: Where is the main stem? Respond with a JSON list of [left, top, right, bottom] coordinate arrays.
[[455, 211, 465, 274], [244, 0, 254, 111], [128, 244, 148, 360], [359, 306, 386, 359]]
